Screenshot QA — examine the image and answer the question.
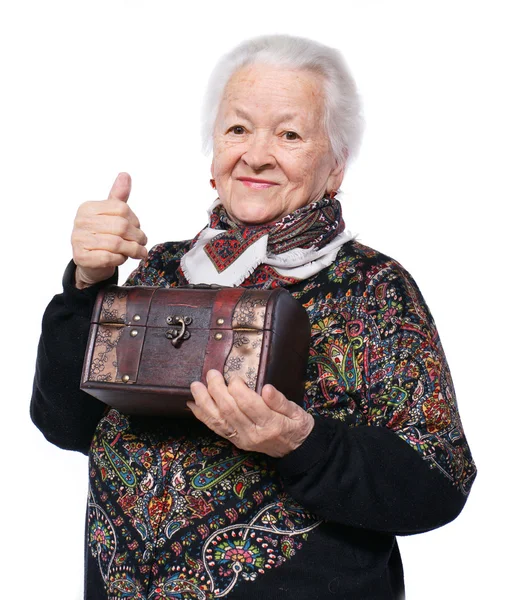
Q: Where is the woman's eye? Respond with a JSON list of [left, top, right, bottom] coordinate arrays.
[[229, 126, 245, 135], [283, 131, 300, 140]]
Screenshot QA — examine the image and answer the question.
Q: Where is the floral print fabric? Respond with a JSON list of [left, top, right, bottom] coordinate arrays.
[[86, 239, 475, 598]]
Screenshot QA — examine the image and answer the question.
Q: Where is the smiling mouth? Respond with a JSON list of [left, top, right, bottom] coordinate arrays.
[[237, 178, 279, 190]]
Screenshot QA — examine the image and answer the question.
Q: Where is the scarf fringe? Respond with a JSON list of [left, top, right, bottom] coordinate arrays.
[[239, 255, 265, 285], [267, 246, 318, 265]]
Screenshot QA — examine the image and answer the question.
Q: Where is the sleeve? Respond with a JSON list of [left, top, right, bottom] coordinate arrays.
[[30, 260, 118, 454], [275, 262, 477, 535], [30, 245, 165, 454], [30, 242, 187, 454]]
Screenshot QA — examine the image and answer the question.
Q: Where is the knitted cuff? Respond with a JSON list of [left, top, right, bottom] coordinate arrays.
[[62, 259, 118, 316], [274, 416, 336, 481]]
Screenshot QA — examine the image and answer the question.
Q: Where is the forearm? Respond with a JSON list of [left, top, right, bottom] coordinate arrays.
[[275, 416, 468, 535]]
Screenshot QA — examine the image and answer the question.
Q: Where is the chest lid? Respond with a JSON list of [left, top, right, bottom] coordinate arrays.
[[91, 285, 300, 333]]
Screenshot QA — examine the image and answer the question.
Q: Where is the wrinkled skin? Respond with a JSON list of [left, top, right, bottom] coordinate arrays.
[[211, 64, 345, 225]]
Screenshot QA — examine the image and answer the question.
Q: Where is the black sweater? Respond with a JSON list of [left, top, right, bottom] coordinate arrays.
[[31, 240, 476, 599]]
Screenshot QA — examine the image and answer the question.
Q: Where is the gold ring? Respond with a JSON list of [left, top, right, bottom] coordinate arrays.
[[225, 429, 238, 439]]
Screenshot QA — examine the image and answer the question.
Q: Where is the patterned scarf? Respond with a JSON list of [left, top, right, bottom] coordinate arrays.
[[180, 196, 354, 288]]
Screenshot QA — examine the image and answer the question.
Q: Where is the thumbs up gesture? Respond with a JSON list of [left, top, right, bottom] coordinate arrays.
[[71, 173, 148, 289]]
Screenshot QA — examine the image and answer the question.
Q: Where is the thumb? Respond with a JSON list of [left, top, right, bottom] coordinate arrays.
[[108, 172, 132, 202]]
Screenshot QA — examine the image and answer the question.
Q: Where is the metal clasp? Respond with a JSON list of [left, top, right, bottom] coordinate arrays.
[[165, 315, 192, 347]]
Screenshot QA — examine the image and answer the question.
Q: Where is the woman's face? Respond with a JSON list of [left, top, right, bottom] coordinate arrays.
[[211, 64, 345, 225]]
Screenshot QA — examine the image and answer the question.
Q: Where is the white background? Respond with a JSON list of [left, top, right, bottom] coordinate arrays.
[[1, 0, 517, 597]]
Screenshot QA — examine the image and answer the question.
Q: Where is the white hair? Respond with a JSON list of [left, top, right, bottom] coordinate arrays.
[[201, 34, 364, 165]]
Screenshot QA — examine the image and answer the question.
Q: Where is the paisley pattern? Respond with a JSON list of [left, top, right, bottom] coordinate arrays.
[[88, 410, 318, 598], [86, 237, 476, 597], [203, 197, 344, 273], [301, 253, 475, 494]]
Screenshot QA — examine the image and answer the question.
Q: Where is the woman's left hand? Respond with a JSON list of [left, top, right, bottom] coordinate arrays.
[[188, 370, 315, 458]]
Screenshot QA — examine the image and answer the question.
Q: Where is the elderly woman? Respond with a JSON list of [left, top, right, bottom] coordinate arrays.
[[31, 35, 476, 599]]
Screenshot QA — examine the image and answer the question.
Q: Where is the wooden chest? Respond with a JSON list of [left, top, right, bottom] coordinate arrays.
[[81, 285, 310, 416]]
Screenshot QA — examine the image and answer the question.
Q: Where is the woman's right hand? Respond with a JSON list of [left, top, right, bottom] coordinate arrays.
[[71, 172, 148, 289]]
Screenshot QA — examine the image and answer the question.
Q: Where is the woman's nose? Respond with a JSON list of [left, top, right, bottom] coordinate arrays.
[[241, 134, 276, 171]]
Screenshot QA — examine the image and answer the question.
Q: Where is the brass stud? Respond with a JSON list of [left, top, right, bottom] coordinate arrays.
[[133, 314, 141, 322], [217, 318, 224, 325], [130, 329, 138, 337], [122, 375, 130, 383], [214, 332, 223, 340]]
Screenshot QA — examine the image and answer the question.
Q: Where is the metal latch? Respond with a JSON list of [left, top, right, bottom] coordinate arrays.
[[165, 315, 192, 347]]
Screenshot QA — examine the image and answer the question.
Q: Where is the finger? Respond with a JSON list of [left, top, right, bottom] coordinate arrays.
[[99, 201, 142, 230], [261, 385, 301, 419], [188, 385, 213, 419], [205, 371, 254, 429], [189, 380, 230, 432], [75, 249, 129, 269], [77, 199, 143, 230], [79, 215, 147, 245], [107, 172, 132, 202], [226, 376, 274, 427], [123, 205, 141, 230], [83, 233, 148, 260]]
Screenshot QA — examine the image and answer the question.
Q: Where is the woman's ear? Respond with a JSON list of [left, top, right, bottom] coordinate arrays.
[[327, 155, 347, 193]]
